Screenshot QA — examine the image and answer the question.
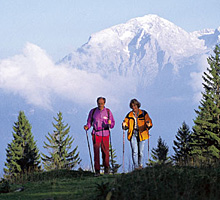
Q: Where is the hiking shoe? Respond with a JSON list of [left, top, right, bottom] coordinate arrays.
[[94, 172, 100, 177], [104, 167, 110, 174], [134, 166, 143, 171], [94, 170, 100, 177], [138, 165, 143, 170]]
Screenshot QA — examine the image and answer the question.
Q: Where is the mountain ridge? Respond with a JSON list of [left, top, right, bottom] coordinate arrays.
[[60, 14, 215, 87]]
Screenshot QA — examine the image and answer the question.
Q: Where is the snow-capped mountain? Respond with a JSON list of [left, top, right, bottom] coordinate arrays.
[[192, 27, 220, 49], [60, 14, 215, 86]]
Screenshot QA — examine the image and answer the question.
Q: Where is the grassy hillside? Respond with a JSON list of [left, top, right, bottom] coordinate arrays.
[[0, 169, 116, 200], [111, 166, 220, 200], [1, 166, 220, 200]]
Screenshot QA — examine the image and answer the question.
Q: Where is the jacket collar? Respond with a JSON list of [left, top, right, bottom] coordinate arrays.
[[130, 109, 142, 117]]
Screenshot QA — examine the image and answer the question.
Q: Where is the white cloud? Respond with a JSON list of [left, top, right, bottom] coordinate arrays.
[[189, 54, 209, 103], [0, 43, 136, 109]]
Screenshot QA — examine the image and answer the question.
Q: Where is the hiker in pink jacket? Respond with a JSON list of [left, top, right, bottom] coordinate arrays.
[[84, 97, 115, 176]]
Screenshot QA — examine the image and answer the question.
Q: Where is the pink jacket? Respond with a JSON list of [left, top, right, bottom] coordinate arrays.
[[86, 107, 115, 136]]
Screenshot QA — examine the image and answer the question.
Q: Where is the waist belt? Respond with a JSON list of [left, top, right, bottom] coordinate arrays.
[[94, 127, 109, 132]]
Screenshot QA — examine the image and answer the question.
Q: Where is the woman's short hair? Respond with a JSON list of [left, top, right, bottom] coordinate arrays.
[[129, 99, 141, 109], [97, 97, 106, 103]]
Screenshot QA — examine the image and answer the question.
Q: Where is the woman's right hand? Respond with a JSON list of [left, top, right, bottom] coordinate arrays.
[[122, 122, 127, 130]]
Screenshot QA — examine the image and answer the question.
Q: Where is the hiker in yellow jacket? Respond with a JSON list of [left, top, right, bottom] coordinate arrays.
[[122, 99, 153, 170]]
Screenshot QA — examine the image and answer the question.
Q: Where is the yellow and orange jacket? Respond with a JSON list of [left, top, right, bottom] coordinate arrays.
[[123, 109, 153, 141]]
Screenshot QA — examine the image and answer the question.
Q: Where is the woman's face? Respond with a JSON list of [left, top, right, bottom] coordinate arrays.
[[131, 103, 138, 113]]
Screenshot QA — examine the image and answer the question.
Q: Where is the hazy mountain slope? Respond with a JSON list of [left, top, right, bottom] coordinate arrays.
[[61, 14, 207, 86]]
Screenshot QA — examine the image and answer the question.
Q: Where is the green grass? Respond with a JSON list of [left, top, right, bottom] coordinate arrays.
[[112, 166, 220, 200], [0, 170, 117, 200], [1, 166, 220, 200]]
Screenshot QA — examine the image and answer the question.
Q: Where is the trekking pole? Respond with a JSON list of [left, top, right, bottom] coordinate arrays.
[[109, 127, 114, 174], [148, 136, 150, 163], [123, 129, 125, 173], [86, 130, 94, 173]]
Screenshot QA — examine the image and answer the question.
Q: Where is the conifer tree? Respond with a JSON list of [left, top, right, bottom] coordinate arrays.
[[190, 44, 220, 164], [4, 111, 41, 178], [42, 112, 81, 170], [109, 144, 121, 173], [148, 136, 172, 166], [172, 121, 191, 165]]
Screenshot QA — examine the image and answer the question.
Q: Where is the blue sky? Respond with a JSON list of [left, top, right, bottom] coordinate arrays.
[[0, 0, 220, 61]]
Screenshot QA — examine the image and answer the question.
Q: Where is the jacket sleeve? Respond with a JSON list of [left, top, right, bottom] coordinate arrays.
[[123, 113, 130, 130], [109, 109, 115, 129], [86, 109, 94, 130], [144, 112, 153, 130]]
